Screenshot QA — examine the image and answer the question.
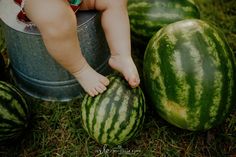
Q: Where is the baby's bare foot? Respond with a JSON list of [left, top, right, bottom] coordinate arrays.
[[72, 63, 109, 97], [109, 54, 140, 88]]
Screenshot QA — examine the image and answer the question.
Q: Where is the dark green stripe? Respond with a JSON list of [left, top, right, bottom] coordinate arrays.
[[175, 31, 197, 128], [110, 87, 135, 144], [86, 94, 102, 136], [0, 97, 27, 123], [137, 89, 146, 129], [82, 94, 92, 132], [5, 84, 29, 116], [96, 101, 114, 143], [143, 33, 164, 113], [206, 28, 232, 125], [91, 77, 118, 138], [0, 117, 24, 128], [0, 129, 23, 135], [157, 35, 180, 104], [123, 88, 144, 139], [0, 85, 13, 100], [104, 100, 123, 144], [0, 82, 29, 117], [105, 82, 127, 143], [191, 31, 215, 130]]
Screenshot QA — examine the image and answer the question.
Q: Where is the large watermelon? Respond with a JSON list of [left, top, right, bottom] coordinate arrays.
[[81, 75, 146, 145], [128, 0, 200, 47], [143, 19, 236, 131], [0, 81, 30, 144]]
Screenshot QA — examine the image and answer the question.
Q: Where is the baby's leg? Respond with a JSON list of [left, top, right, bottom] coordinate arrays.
[[24, 0, 109, 96], [80, 0, 140, 88]]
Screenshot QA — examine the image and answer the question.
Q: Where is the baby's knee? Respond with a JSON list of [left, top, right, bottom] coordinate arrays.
[[37, 11, 76, 38], [94, 0, 127, 11], [40, 17, 76, 38], [107, 0, 127, 8]]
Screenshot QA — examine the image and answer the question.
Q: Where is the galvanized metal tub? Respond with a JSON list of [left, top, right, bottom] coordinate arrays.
[[0, 0, 112, 101]]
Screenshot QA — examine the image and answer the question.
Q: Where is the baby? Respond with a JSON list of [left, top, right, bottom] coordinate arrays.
[[17, 0, 140, 97]]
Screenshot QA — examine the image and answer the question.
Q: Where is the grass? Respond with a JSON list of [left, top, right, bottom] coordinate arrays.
[[0, 0, 236, 156]]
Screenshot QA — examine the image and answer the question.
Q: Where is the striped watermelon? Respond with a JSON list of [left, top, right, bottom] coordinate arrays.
[[81, 75, 146, 145], [143, 19, 236, 131], [0, 81, 30, 144], [128, 0, 200, 47]]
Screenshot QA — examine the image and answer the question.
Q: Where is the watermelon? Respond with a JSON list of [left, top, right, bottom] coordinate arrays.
[[143, 19, 236, 131], [81, 75, 146, 145], [0, 81, 30, 144], [128, 0, 200, 47]]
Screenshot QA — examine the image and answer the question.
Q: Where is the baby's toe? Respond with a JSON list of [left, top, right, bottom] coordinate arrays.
[[95, 85, 106, 93], [92, 88, 99, 96], [88, 90, 95, 97], [100, 77, 110, 86], [99, 84, 107, 92], [129, 76, 140, 88]]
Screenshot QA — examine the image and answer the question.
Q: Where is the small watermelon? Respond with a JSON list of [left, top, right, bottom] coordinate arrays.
[[0, 81, 30, 144], [81, 75, 146, 145], [143, 19, 236, 131]]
